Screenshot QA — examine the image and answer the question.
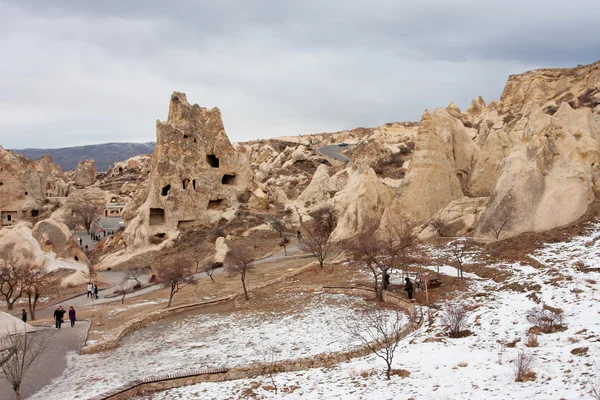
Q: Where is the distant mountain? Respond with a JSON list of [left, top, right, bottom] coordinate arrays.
[[12, 142, 155, 171]]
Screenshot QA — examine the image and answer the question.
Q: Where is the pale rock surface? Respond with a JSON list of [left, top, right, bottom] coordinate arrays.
[[73, 160, 97, 188], [475, 103, 600, 239], [123, 92, 253, 249], [330, 165, 394, 241], [248, 188, 269, 210], [382, 110, 463, 226], [213, 236, 229, 264], [32, 219, 89, 265], [418, 197, 488, 240]]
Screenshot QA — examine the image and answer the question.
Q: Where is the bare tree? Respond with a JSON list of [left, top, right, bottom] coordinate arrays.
[[67, 196, 101, 234], [204, 261, 221, 283], [346, 214, 419, 301], [157, 259, 196, 308], [124, 265, 147, 289], [21, 267, 56, 320], [0, 253, 27, 311], [114, 283, 134, 304], [440, 303, 471, 338], [487, 213, 509, 240], [270, 220, 285, 238], [448, 238, 472, 280], [0, 328, 46, 400], [279, 237, 290, 256], [225, 242, 255, 301], [298, 206, 337, 268], [343, 307, 406, 379]]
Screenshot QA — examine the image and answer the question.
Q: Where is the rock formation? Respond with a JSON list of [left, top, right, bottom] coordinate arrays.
[[123, 92, 253, 249], [73, 159, 97, 188], [32, 219, 89, 265], [0, 146, 46, 226]]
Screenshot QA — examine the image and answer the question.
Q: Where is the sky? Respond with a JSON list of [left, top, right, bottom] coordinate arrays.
[[1, 0, 599, 149]]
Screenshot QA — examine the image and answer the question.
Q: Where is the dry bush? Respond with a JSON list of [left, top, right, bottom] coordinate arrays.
[[505, 337, 521, 348], [440, 303, 471, 338], [571, 347, 589, 356], [525, 333, 539, 348], [514, 351, 535, 382], [526, 305, 566, 333], [390, 368, 411, 378]]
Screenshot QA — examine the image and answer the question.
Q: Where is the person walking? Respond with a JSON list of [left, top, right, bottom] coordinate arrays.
[[87, 282, 92, 298], [383, 273, 391, 291], [404, 277, 413, 300], [68, 306, 77, 327], [54, 306, 65, 329], [94, 284, 99, 299], [21, 309, 27, 323]]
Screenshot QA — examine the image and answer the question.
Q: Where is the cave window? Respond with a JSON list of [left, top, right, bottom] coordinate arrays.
[[206, 154, 220, 168], [182, 178, 190, 190], [193, 138, 197, 143], [31, 210, 39, 217], [207, 199, 225, 209], [222, 174, 237, 185], [7, 215, 11, 222], [24, 191, 28, 195], [184, 134, 189, 138], [161, 184, 171, 196], [192, 179, 196, 190], [0, 182, 3, 186], [74, 256, 79, 261], [118, 167, 123, 172], [149, 208, 165, 225]]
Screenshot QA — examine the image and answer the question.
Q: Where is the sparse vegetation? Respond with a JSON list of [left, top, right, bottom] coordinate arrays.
[[156, 258, 196, 307], [513, 351, 535, 382], [440, 303, 470, 338], [225, 241, 255, 301], [0, 328, 46, 400], [526, 305, 566, 333], [298, 206, 337, 269]]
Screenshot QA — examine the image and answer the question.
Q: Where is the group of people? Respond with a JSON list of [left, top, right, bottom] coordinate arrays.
[[53, 305, 77, 329], [381, 273, 414, 300], [87, 282, 99, 299]]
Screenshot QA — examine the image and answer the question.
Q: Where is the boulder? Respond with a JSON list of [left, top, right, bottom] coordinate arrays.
[[32, 219, 89, 265], [213, 236, 229, 264], [73, 160, 97, 187], [419, 197, 488, 240], [248, 188, 269, 210]]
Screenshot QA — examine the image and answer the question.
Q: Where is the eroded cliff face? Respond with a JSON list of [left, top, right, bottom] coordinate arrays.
[[408, 60, 600, 241], [123, 92, 253, 249]]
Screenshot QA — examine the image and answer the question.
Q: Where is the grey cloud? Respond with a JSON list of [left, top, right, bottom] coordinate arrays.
[[0, 0, 598, 148]]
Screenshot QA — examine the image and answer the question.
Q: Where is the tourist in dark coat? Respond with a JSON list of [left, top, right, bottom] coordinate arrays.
[[54, 306, 65, 329], [21, 309, 27, 323], [383, 273, 391, 290], [404, 277, 413, 300], [68, 306, 77, 327], [94, 284, 99, 299]]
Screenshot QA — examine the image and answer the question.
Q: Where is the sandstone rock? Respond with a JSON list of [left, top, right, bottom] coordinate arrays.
[[0, 224, 45, 268], [123, 92, 253, 249], [0, 146, 46, 226], [330, 165, 394, 241], [32, 219, 89, 265], [382, 110, 463, 226], [419, 197, 488, 240], [475, 103, 600, 240], [248, 188, 269, 210], [73, 160, 97, 188], [213, 236, 229, 264]]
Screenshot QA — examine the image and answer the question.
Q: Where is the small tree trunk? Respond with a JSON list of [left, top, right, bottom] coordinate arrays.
[[283, 244, 287, 256], [121, 293, 126, 304], [385, 361, 392, 380], [209, 273, 215, 283], [241, 270, 249, 301], [167, 284, 176, 308], [7, 300, 14, 311], [15, 388, 21, 400]]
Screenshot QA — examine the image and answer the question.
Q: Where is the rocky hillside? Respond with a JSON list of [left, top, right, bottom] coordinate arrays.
[[13, 142, 155, 171]]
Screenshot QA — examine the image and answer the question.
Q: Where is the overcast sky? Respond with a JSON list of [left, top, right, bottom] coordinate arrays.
[[1, 0, 599, 149]]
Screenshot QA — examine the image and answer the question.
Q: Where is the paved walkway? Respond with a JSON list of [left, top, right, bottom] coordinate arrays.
[[0, 321, 90, 400]]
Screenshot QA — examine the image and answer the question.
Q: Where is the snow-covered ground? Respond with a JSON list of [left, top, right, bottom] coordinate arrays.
[[32, 293, 403, 400], [150, 221, 600, 399]]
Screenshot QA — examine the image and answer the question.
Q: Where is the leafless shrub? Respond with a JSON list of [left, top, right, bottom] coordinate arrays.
[[225, 242, 255, 301], [448, 238, 472, 280], [21, 267, 58, 320], [0, 253, 28, 311], [66, 195, 101, 234], [298, 206, 337, 268], [513, 351, 535, 382], [440, 303, 470, 338], [525, 333, 539, 348], [0, 327, 46, 400], [588, 362, 600, 400], [526, 305, 566, 333], [157, 258, 196, 307], [343, 307, 406, 379], [430, 217, 449, 237], [487, 213, 509, 240]]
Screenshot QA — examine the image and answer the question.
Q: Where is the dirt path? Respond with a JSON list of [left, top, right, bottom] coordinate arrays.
[[0, 321, 90, 400]]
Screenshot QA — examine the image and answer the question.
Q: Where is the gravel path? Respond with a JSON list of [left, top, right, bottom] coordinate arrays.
[[0, 321, 90, 400]]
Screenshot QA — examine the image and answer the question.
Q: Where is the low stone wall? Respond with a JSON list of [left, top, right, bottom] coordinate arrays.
[[81, 261, 319, 354], [93, 285, 423, 400]]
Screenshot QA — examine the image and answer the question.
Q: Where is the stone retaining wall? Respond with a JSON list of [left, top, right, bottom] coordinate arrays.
[[81, 261, 319, 354], [93, 285, 423, 399]]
